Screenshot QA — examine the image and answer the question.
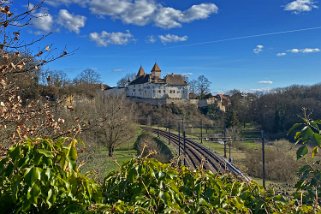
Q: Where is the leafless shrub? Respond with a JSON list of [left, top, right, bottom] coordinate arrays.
[[243, 140, 301, 183], [135, 132, 173, 163], [0, 1, 75, 155]]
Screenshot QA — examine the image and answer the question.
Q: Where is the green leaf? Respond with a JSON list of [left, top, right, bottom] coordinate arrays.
[[24, 167, 42, 186], [46, 189, 53, 207], [312, 147, 319, 158], [297, 145, 308, 160], [37, 149, 54, 158], [313, 133, 321, 147], [5, 162, 14, 176], [301, 127, 314, 142], [288, 123, 302, 136], [9, 146, 21, 159], [30, 184, 41, 205]]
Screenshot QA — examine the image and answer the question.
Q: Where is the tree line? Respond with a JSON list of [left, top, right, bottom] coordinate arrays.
[[226, 84, 321, 137]]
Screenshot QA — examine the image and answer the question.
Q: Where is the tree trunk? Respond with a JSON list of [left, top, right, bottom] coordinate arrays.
[[108, 146, 114, 157]]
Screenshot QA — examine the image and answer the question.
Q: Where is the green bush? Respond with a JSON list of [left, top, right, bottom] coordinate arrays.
[[101, 158, 316, 213], [289, 115, 321, 205], [0, 137, 101, 213], [0, 136, 319, 213]]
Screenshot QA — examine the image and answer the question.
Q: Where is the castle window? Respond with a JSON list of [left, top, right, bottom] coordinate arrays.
[[158, 90, 161, 93]]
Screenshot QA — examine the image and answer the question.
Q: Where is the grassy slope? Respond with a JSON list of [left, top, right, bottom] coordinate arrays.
[[80, 129, 142, 183]]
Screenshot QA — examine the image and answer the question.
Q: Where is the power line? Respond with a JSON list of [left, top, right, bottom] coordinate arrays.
[[160, 25, 321, 50]]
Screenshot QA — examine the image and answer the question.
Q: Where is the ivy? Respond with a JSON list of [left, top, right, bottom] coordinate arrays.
[[100, 158, 316, 213], [0, 137, 101, 213], [0, 135, 320, 213]]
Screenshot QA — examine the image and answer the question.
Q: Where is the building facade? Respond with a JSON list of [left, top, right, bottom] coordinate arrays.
[[126, 63, 189, 100]]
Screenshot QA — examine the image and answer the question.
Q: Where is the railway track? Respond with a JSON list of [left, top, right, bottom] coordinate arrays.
[[146, 128, 251, 182]]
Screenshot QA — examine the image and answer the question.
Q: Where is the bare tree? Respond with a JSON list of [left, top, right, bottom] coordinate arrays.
[[74, 68, 101, 84], [196, 75, 211, 99], [40, 70, 69, 87], [94, 93, 135, 157], [188, 79, 198, 94], [117, 73, 136, 87]]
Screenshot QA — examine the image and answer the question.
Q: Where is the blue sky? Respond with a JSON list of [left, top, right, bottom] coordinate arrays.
[[22, 0, 321, 93]]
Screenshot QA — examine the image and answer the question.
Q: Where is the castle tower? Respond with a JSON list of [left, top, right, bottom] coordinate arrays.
[[151, 63, 161, 80], [136, 66, 145, 78]]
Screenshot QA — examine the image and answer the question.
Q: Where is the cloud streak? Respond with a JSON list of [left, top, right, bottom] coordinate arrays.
[[158, 25, 321, 49], [258, 80, 273, 84], [288, 48, 320, 53], [159, 34, 188, 44]]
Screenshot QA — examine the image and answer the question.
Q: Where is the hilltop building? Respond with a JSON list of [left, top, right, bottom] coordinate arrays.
[[126, 63, 189, 100]]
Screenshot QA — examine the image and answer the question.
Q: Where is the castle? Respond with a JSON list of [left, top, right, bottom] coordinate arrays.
[[126, 63, 189, 100]]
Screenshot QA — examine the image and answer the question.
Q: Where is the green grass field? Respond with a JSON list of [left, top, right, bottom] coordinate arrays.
[[80, 129, 142, 183]]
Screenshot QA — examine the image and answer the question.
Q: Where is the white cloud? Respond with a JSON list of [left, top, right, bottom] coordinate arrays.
[[120, 0, 157, 26], [55, 0, 218, 29], [159, 34, 188, 44], [285, 0, 318, 13], [288, 48, 320, 53], [181, 3, 218, 22], [89, 0, 132, 17], [89, 30, 134, 47], [30, 12, 53, 32], [258, 80, 273, 84], [253, 44, 264, 54], [154, 3, 218, 29], [277, 52, 287, 57], [154, 7, 183, 28], [46, 0, 88, 7], [146, 35, 156, 43], [301, 48, 320, 53], [58, 9, 86, 33]]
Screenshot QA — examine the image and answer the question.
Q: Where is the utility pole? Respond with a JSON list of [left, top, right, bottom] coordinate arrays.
[[223, 126, 227, 158], [183, 130, 186, 166], [168, 126, 171, 144], [261, 130, 266, 189], [178, 123, 181, 157], [200, 119, 203, 144], [228, 137, 232, 162]]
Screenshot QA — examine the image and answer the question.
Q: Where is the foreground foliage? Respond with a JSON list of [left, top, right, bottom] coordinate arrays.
[[0, 138, 100, 213], [0, 137, 320, 213], [101, 158, 317, 214], [289, 113, 321, 205]]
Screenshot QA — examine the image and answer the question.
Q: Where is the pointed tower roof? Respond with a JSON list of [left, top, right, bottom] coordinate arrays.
[[136, 66, 145, 77], [151, 63, 161, 72]]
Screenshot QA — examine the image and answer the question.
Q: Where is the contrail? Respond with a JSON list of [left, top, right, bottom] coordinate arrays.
[[160, 26, 321, 49]]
